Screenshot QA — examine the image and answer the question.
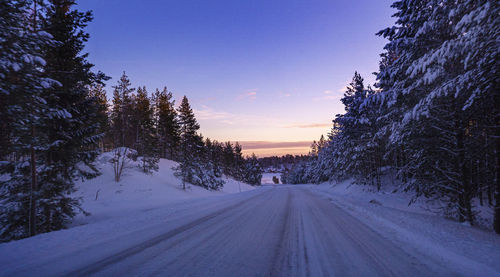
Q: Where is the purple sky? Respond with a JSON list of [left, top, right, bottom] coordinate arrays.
[[78, 0, 395, 156]]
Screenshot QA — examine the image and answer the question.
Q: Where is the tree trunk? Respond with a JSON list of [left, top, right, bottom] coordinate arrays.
[[493, 79, 500, 234], [29, 126, 37, 237], [488, 183, 493, 206], [477, 159, 483, 206], [494, 118, 500, 234], [457, 122, 473, 225]]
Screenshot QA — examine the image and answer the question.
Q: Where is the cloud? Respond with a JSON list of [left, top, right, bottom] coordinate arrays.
[[278, 91, 292, 98], [238, 141, 312, 150], [312, 88, 344, 102], [284, 123, 331, 128], [238, 141, 313, 157], [193, 105, 281, 127], [338, 86, 348, 93], [313, 94, 341, 102], [237, 90, 257, 101], [194, 105, 230, 121]]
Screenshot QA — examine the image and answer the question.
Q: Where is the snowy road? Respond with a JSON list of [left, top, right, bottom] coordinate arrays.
[[0, 186, 468, 276]]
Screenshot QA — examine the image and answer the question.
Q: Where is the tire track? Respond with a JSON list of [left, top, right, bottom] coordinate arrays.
[[301, 187, 439, 276], [269, 188, 292, 276], [64, 188, 271, 277], [143, 189, 281, 276]]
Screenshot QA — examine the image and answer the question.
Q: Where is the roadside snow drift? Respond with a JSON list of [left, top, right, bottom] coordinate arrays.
[[72, 151, 255, 227]]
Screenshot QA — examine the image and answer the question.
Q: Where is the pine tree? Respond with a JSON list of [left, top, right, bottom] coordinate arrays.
[[283, 72, 384, 187], [233, 142, 245, 180], [154, 87, 180, 160], [194, 134, 224, 190], [310, 140, 318, 157], [440, 0, 500, 233], [35, 0, 106, 234], [175, 96, 201, 189], [242, 154, 263, 186], [134, 86, 159, 173], [0, 0, 61, 241], [205, 138, 224, 179], [222, 141, 235, 176], [175, 96, 224, 190], [333, 72, 376, 186], [375, 0, 499, 225], [88, 83, 109, 151], [110, 72, 135, 148]]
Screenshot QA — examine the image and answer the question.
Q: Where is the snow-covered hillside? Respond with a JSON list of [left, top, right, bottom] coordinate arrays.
[[71, 152, 255, 227]]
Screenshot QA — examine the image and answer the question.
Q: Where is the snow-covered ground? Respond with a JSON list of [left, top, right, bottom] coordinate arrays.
[[1, 183, 499, 276], [72, 151, 255, 227], [0, 160, 499, 276], [0, 187, 267, 276], [310, 180, 500, 275], [0, 152, 259, 275]]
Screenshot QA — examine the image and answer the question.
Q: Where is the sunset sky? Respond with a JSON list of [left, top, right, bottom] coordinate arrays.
[[79, 0, 395, 156]]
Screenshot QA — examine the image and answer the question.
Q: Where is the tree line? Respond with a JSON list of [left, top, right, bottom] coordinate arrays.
[[104, 71, 263, 190], [258, 154, 313, 172], [282, 0, 500, 234], [0, 0, 262, 242]]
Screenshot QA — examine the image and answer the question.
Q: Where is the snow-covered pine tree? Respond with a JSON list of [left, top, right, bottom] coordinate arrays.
[[310, 140, 318, 157], [374, 0, 436, 191], [293, 71, 385, 187], [232, 142, 245, 180], [242, 154, 263, 185], [36, 0, 107, 233], [357, 85, 384, 189], [153, 87, 180, 160], [0, 0, 61, 241], [308, 134, 333, 184], [175, 97, 224, 190], [175, 96, 201, 189], [205, 138, 224, 179], [222, 141, 235, 176], [193, 134, 224, 190], [399, 1, 474, 221], [317, 135, 326, 153], [303, 122, 340, 184], [314, 137, 335, 183], [375, 0, 455, 215], [110, 71, 135, 148], [439, 0, 499, 233], [333, 72, 380, 187], [134, 86, 159, 173], [375, 0, 499, 226], [212, 141, 225, 176], [332, 73, 364, 181]]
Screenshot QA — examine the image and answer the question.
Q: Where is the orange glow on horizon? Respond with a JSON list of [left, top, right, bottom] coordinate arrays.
[[242, 146, 311, 157], [243, 147, 310, 158], [238, 141, 312, 157]]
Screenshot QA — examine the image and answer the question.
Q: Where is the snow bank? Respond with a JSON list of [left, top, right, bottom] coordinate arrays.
[[311, 180, 500, 275], [0, 187, 266, 276], [72, 152, 254, 227]]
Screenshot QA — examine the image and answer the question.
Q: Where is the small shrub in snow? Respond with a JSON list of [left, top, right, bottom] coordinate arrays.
[[109, 148, 136, 182]]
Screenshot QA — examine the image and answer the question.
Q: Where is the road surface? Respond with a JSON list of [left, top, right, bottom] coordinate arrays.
[[2, 185, 454, 276]]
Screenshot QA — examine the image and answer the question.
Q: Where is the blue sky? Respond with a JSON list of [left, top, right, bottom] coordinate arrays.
[[78, 0, 395, 155]]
